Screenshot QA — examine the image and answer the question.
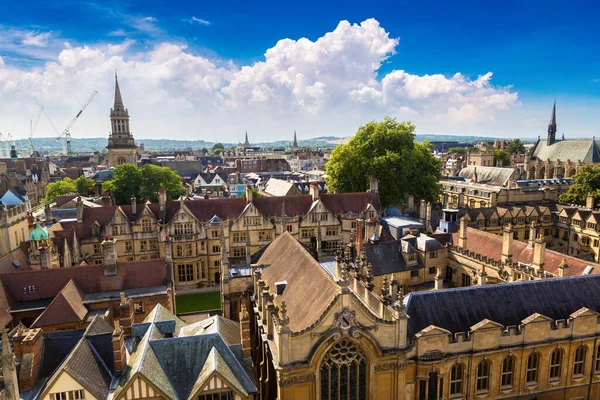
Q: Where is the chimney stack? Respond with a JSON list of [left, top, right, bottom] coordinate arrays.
[[1, 328, 19, 400], [15, 160, 26, 175], [112, 321, 126, 374], [419, 200, 426, 225], [102, 236, 118, 276], [0, 162, 6, 175], [458, 215, 469, 247], [369, 177, 378, 193], [502, 224, 513, 264], [434, 269, 444, 290], [310, 182, 319, 201], [407, 195, 415, 211], [558, 258, 569, 277], [528, 221, 538, 248], [239, 300, 251, 359], [587, 194, 595, 209], [44, 204, 52, 225], [12, 327, 43, 391], [76, 196, 83, 223], [532, 233, 546, 273], [245, 184, 253, 203], [118, 292, 134, 335], [131, 195, 136, 216], [479, 265, 487, 286], [159, 187, 167, 218]]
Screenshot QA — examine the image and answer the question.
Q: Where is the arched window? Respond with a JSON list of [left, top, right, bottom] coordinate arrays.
[[549, 348, 563, 380], [501, 355, 515, 387], [573, 345, 587, 376], [595, 346, 600, 374], [320, 340, 367, 400], [450, 363, 463, 395], [526, 352, 539, 384], [476, 359, 490, 392]]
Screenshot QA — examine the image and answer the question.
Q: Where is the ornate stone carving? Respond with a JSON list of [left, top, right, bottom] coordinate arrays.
[[279, 373, 316, 387], [374, 361, 407, 372]]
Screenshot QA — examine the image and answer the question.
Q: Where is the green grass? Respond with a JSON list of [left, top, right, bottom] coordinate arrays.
[[176, 291, 221, 314]]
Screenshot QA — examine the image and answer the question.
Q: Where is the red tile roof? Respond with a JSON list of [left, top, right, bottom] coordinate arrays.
[[452, 228, 600, 276], [320, 192, 382, 214], [31, 279, 87, 328]]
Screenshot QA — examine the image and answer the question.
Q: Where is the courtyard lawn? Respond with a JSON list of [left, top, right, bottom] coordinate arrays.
[[176, 291, 221, 314]]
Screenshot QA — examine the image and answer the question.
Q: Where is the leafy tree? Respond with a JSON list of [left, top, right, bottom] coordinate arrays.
[[447, 147, 465, 155], [465, 146, 480, 153], [201, 147, 209, 156], [325, 117, 441, 206], [506, 139, 526, 155], [212, 143, 224, 152], [241, 188, 261, 199], [493, 150, 511, 167], [559, 165, 600, 206], [44, 178, 76, 202], [74, 176, 95, 197], [102, 164, 186, 205]]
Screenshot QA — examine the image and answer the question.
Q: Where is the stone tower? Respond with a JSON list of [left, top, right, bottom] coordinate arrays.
[[106, 72, 138, 167], [292, 130, 298, 151], [547, 100, 557, 146], [1, 329, 19, 400]]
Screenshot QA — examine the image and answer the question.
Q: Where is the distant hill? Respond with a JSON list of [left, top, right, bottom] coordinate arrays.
[[7, 134, 539, 155]]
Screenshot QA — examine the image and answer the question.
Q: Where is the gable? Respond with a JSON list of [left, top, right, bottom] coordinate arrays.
[[116, 374, 170, 400], [42, 370, 97, 400]]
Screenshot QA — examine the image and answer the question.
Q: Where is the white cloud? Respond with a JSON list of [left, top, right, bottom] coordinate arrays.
[[184, 17, 210, 25], [22, 31, 52, 47], [0, 18, 523, 142]]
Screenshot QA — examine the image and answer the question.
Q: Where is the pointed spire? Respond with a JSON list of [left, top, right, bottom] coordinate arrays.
[[114, 70, 124, 109], [547, 99, 557, 145], [292, 129, 298, 149], [244, 130, 250, 146]]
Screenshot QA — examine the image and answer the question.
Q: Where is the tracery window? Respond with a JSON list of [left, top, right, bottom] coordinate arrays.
[[549, 348, 563, 380], [526, 352, 539, 384], [320, 340, 367, 400], [476, 359, 490, 392], [450, 363, 463, 395], [573, 345, 587, 376], [501, 355, 514, 387]]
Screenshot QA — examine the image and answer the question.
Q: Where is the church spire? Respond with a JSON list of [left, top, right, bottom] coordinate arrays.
[[114, 71, 124, 109], [292, 129, 298, 150], [244, 131, 250, 146], [547, 100, 557, 146]]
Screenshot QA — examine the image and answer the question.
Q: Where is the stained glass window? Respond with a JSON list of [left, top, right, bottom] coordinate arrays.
[[320, 340, 367, 400]]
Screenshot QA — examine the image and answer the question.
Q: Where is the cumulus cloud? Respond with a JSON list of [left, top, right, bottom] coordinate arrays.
[[0, 18, 519, 141], [22, 31, 52, 47]]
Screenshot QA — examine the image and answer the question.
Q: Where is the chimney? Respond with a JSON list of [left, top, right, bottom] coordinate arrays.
[[426, 202, 432, 232], [39, 242, 52, 269], [369, 177, 378, 193], [502, 224, 513, 264], [112, 321, 126, 374], [355, 219, 365, 254], [310, 182, 319, 201], [102, 236, 118, 276], [0, 162, 6, 175], [15, 160, 26, 175], [479, 265, 487, 286], [434, 269, 443, 290], [76, 196, 83, 223], [239, 300, 251, 359], [558, 258, 569, 277], [587, 194, 595, 209], [12, 327, 43, 392], [131, 195, 137, 216], [458, 215, 469, 247], [419, 199, 426, 224], [407, 195, 415, 210], [118, 292, 134, 335], [528, 221, 537, 248], [532, 233, 546, 273], [473, 166, 478, 183], [245, 184, 253, 203], [159, 187, 167, 218], [44, 204, 52, 225]]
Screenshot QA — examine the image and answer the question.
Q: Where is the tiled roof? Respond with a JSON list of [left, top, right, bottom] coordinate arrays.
[[459, 166, 518, 186], [365, 241, 407, 276], [319, 192, 382, 214], [180, 316, 241, 346], [451, 227, 600, 276], [263, 178, 297, 197], [31, 280, 87, 328], [532, 139, 600, 163], [257, 232, 337, 333], [40, 330, 85, 378], [61, 339, 112, 400], [406, 275, 600, 336]]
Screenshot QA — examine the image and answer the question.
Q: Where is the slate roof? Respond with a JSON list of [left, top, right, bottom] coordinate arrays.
[[39, 330, 85, 378], [451, 227, 600, 276], [406, 275, 600, 336], [459, 166, 518, 186], [365, 241, 407, 275], [531, 139, 600, 163], [257, 232, 337, 333], [180, 316, 241, 346]]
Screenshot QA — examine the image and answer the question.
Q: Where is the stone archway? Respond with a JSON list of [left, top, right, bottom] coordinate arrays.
[[528, 166, 536, 180], [568, 168, 577, 177], [537, 166, 546, 180]]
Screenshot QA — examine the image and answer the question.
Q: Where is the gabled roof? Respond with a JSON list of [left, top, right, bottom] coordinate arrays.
[[365, 241, 407, 275], [406, 275, 600, 336], [319, 192, 382, 214], [531, 139, 600, 163], [258, 232, 337, 333], [31, 280, 87, 328], [180, 316, 241, 347], [189, 347, 248, 399], [459, 166, 518, 186], [262, 178, 297, 197]]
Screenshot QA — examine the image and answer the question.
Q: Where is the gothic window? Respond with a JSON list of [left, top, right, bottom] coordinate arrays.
[[526, 352, 539, 384], [549, 348, 563, 380], [476, 359, 490, 392], [573, 345, 587, 376], [320, 340, 367, 400], [450, 363, 463, 395], [501, 355, 514, 387]]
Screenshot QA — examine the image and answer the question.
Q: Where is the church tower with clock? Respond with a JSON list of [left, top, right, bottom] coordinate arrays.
[[106, 73, 138, 167]]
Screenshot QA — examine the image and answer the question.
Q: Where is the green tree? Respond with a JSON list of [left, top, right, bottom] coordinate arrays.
[[325, 117, 441, 206], [74, 176, 95, 197], [506, 139, 526, 155], [101, 164, 186, 205], [241, 188, 261, 199], [465, 146, 480, 153], [447, 147, 465, 155], [201, 147, 209, 156], [44, 178, 76, 202], [493, 150, 511, 167], [559, 165, 600, 206], [212, 143, 224, 152]]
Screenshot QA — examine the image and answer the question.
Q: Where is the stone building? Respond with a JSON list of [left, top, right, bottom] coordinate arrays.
[[244, 231, 600, 399], [0, 203, 29, 258], [106, 74, 138, 167], [526, 101, 600, 179], [0, 157, 49, 207]]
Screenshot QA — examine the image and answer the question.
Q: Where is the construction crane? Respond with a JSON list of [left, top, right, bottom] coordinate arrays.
[[0, 132, 13, 158], [37, 91, 98, 156], [28, 101, 44, 157]]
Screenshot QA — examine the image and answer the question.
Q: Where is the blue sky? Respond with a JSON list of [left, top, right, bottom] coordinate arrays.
[[0, 0, 598, 141]]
